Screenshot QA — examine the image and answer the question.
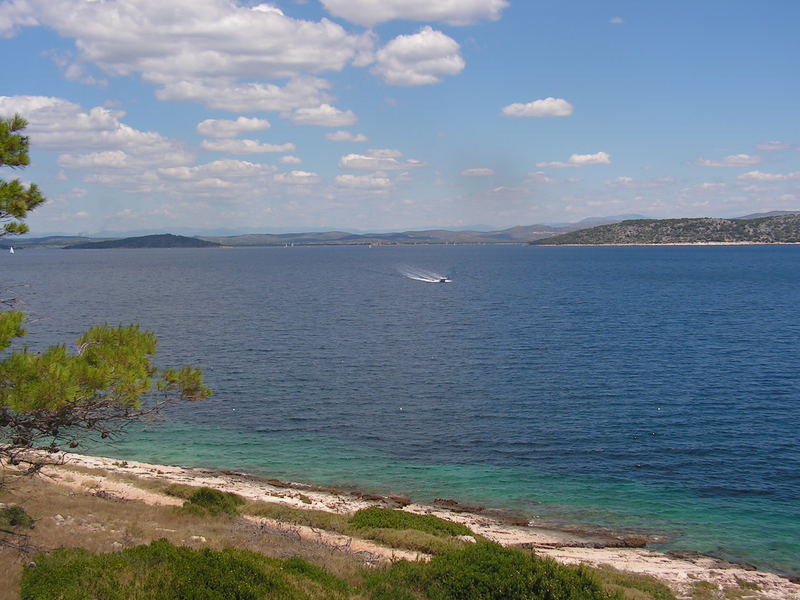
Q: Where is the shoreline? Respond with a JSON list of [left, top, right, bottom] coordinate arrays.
[[38, 452, 800, 600], [531, 241, 800, 247]]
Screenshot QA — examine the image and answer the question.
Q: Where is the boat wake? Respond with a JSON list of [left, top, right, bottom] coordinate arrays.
[[400, 266, 451, 283]]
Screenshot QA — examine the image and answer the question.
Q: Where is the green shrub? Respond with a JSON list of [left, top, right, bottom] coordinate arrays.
[[365, 542, 620, 600], [350, 507, 471, 538], [0, 505, 35, 528], [21, 539, 350, 600], [183, 487, 245, 516]]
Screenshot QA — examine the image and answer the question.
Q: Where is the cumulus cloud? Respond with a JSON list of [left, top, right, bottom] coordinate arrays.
[[0, 95, 193, 168], [461, 168, 495, 177], [197, 117, 271, 139], [693, 154, 762, 167], [373, 27, 464, 86], [320, 0, 508, 27], [537, 152, 611, 168], [501, 97, 573, 118], [58, 151, 130, 169], [0, 1, 367, 87], [280, 155, 302, 165], [275, 170, 320, 184], [290, 104, 358, 127], [610, 16, 624, 24], [736, 170, 800, 182], [326, 130, 368, 142], [201, 139, 295, 154], [335, 173, 393, 189], [158, 160, 275, 180], [339, 149, 426, 171], [157, 77, 334, 114]]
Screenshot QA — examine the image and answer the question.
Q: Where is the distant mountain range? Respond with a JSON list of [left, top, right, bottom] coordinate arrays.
[[531, 214, 800, 245], [9, 212, 800, 249], [12, 216, 640, 248]]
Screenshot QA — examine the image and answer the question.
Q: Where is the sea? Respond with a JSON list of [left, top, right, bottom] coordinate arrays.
[[2, 244, 799, 576]]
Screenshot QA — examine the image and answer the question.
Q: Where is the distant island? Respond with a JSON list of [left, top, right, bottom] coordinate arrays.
[[65, 234, 221, 249], [530, 214, 800, 245]]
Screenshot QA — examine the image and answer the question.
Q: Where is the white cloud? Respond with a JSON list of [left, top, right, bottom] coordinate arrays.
[[537, 152, 611, 168], [279, 155, 302, 165], [605, 175, 676, 188], [158, 160, 275, 180], [610, 16, 624, 24], [201, 139, 295, 154], [736, 170, 800, 182], [197, 117, 271, 139], [320, 0, 508, 27], [0, 1, 368, 94], [0, 95, 193, 167], [339, 149, 426, 171], [326, 130, 368, 142], [373, 27, 464, 86], [290, 104, 358, 127], [755, 141, 792, 152], [157, 77, 333, 113], [461, 168, 495, 177], [693, 154, 762, 167], [58, 150, 130, 168], [501, 97, 573, 118], [335, 173, 392, 189], [275, 170, 320, 184], [527, 171, 562, 185]]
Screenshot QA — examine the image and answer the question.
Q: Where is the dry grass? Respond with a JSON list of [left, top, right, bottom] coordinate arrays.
[[0, 472, 369, 600]]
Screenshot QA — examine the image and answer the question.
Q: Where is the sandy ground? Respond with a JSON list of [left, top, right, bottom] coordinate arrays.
[[41, 452, 800, 600]]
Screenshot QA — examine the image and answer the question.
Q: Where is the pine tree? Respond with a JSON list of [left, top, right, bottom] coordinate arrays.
[[0, 114, 210, 475]]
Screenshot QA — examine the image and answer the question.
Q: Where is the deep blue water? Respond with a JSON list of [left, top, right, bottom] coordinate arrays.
[[2, 245, 799, 575]]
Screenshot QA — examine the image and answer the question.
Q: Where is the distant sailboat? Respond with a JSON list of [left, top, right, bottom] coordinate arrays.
[[9, 246, 14, 254]]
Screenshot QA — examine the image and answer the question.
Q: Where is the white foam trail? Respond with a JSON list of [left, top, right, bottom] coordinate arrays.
[[399, 265, 450, 283]]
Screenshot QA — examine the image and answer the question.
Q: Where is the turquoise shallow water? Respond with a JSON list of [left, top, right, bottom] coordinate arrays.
[[3, 245, 799, 575]]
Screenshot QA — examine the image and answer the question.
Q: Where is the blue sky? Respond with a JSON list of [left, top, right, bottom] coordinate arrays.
[[1, 0, 799, 235]]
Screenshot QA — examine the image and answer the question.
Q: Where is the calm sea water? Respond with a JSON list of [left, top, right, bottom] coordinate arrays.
[[2, 245, 799, 575]]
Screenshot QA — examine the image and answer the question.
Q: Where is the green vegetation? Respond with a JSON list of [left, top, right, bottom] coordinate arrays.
[[181, 487, 246, 516], [350, 506, 472, 537], [0, 114, 46, 237], [244, 503, 470, 556], [0, 505, 34, 529], [365, 542, 618, 600], [21, 539, 351, 600], [21, 539, 628, 600], [530, 215, 800, 245]]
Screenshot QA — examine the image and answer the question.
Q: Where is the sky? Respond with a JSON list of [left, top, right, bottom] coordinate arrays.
[[1, 0, 799, 236]]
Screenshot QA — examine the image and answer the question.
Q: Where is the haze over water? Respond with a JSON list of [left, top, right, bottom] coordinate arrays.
[[3, 245, 799, 576]]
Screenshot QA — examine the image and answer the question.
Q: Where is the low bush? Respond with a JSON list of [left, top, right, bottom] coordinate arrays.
[[182, 487, 245, 516], [349, 507, 471, 538], [21, 539, 351, 600], [365, 542, 621, 600]]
